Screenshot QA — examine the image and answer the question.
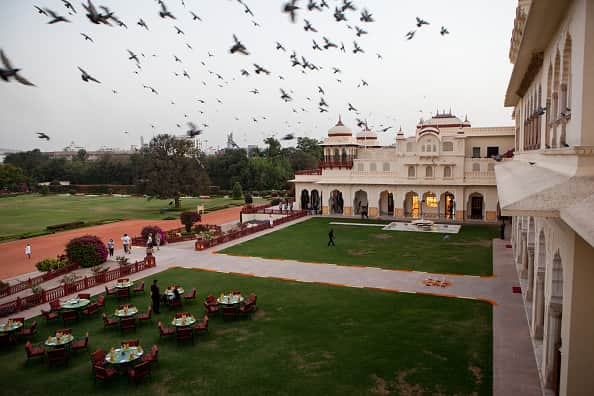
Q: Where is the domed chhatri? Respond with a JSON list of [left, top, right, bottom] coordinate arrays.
[[327, 115, 353, 136]]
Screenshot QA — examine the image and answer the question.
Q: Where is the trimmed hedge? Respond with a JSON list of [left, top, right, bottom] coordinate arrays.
[[46, 221, 85, 231], [35, 257, 70, 272], [66, 235, 108, 267]]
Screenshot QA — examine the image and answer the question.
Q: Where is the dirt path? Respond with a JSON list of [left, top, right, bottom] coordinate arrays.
[[0, 206, 243, 280]]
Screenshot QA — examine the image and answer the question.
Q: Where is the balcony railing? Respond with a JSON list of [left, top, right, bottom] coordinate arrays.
[[320, 160, 353, 169], [294, 168, 322, 176]]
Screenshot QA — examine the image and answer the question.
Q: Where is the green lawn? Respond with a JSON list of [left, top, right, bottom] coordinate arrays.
[[0, 268, 492, 395], [222, 217, 498, 276], [0, 194, 259, 240]]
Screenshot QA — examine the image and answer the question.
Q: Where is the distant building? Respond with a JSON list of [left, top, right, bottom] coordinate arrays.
[[45, 141, 137, 161], [292, 113, 514, 221]]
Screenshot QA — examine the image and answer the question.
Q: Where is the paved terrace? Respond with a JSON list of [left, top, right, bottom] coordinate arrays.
[[1, 215, 542, 396]]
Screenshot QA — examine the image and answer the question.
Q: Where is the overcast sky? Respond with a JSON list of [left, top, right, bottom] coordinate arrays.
[[0, 0, 516, 152]]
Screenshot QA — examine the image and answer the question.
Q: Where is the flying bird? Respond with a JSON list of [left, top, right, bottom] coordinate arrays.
[[381, 126, 393, 132], [159, 1, 176, 19], [44, 8, 70, 23], [137, 18, 149, 30], [405, 30, 416, 40], [416, 17, 430, 27], [189, 11, 202, 21], [174, 55, 182, 63], [34, 6, 48, 15], [187, 122, 202, 137], [280, 89, 292, 102], [334, 7, 346, 22], [254, 63, 270, 75], [308, 1, 321, 11], [143, 85, 158, 94], [174, 26, 185, 35], [353, 41, 364, 54], [323, 37, 337, 49], [82, 0, 110, 25], [240, 69, 250, 76], [249, 88, 259, 94], [0, 50, 35, 86], [282, 133, 295, 140], [304, 19, 317, 32], [61, 0, 76, 13], [275, 42, 286, 51], [360, 9, 374, 22], [283, 1, 299, 23], [355, 26, 367, 36], [230, 34, 249, 55], [78, 66, 100, 83], [127, 50, 140, 63], [318, 86, 325, 95], [348, 103, 357, 112], [342, 0, 356, 12], [183, 70, 191, 79], [440, 26, 450, 35], [312, 40, 322, 51], [36, 132, 50, 140], [80, 33, 94, 42]]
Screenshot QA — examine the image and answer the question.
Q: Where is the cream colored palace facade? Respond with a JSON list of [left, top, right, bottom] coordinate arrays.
[[497, 0, 594, 395], [292, 114, 514, 222]]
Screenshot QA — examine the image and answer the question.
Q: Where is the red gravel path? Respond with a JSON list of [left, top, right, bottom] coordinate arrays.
[[0, 206, 243, 280]]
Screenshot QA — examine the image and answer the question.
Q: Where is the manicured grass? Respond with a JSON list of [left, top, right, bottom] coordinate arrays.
[[0, 268, 492, 395], [222, 217, 498, 276], [0, 195, 259, 240]]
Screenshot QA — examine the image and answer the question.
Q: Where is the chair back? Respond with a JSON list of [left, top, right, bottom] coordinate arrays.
[[49, 300, 61, 311], [91, 348, 106, 365], [151, 344, 159, 359], [47, 347, 67, 362], [97, 295, 105, 306], [249, 293, 257, 304], [122, 339, 139, 347], [117, 288, 130, 298], [83, 332, 89, 346], [29, 320, 38, 333], [56, 328, 72, 335], [146, 306, 152, 317], [176, 327, 193, 340], [24, 341, 32, 355], [206, 294, 215, 304], [232, 291, 241, 295], [102, 313, 110, 324], [132, 361, 151, 379], [94, 365, 110, 380], [120, 317, 136, 329], [117, 278, 129, 283], [78, 293, 90, 299], [62, 310, 77, 321]]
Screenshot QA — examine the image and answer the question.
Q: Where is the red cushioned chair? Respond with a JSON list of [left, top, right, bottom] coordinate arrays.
[[94, 365, 117, 384], [90, 348, 106, 369], [81, 302, 99, 318], [62, 310, 78, 325], [176, 327, 194, 345], [71, 331, 89, 352], [222, 305, 237, 321], [204, 295, 220, 315], [138, 306, 152, 326], [105, 286, 117, 296], [174, 312, 191, 319], [49, 300, 61, 311], [96, 295, 106, 308], [55, 328, 72, 335], [239, 302, 255, 318], [24, 341, 45, 362], [102, 313, 118, 330], [121, 339, 139, 347], [133, 281, 145, 294], [141, 345, 159, 365], [128, 361, 152, 384], [183, 288, 197, 301], [117, 288, 130, 300], [78, 293, 90, 299], [47, 347, 69, 367], [193, 315, 209, 334], [120, 317, 136, 334], [19, 320, 38, 338], [158, 321, 174, 338], [41, 309, 59, 322]]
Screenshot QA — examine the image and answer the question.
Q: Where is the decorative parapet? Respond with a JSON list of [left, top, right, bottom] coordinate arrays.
[[294, 168, 322, 176], [320, 160, 353, 170], [509, 0, 531, 64]]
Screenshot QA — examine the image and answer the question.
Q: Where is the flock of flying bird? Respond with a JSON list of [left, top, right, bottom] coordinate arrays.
[[1, 0, 451, 144]]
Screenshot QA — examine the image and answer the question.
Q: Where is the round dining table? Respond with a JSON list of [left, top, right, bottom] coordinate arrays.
[[217, 294, 244, 306], [113, 306, 138, 318], [114, 280, 134, 289], [45, 333, 74, 348], [171, 315, 196, 328], [61, 298, 90, 310], [165, 287, 185, 298], [0, 320, 23, 334], [105, 346, 144, 365]]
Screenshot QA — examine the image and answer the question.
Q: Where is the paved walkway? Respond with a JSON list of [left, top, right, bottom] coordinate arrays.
[[2, 215, 542, 396], [0, 206, 244, 280]]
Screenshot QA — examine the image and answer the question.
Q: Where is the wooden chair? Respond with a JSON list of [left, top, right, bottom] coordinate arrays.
[[62, 310, 78, 325], [120, 317, 136, 334], [222, 305, 237, 321], [133, 281, 145, 294], [102, 313, 118, 330], [105, 286, 117, 296], [169, 297, 182, 310], [41, 309, 59, 322], [204, 295, 220, 315], [121, 339, 139, 347], [117, 278, 129, 283], [55, 328, 72, 335], [183, 288, 197, 301], [47, 347, 69, 367], [71, 332, 89, 351], [90, 348, 106, 369], [137, 306, 152, 325], [49, 300, 61, 311], [78, 293, 91, 299], [174, 312, 191, 319], [239, 302, 255, 318], [141, 345, 159, 365], [158, 321, 175, 338], [193, 316, 209, 334], [19, 320, 38, 338], [94, 365, 117, 384], [81, 303, 99, 318], [96, 295, 106, 308], [117, 288, 130, 300], [24, 341, 45, 362], [176, 327, 194, 345], [128, 361, 152, 384]]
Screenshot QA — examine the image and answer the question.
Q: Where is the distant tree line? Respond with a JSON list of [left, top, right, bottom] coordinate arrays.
[[1, 135, 322, 200]]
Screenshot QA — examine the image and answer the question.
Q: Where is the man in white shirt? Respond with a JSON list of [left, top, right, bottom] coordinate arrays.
[[121, 233, 131, 254], [25, 243, 31, 259]]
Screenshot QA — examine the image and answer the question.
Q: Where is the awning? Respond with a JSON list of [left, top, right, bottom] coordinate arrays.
[[560, 193, 594, 248], [495, 161, 594, 217]]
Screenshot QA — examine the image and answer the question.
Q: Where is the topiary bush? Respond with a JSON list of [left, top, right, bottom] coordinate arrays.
[[180, 211, 201, 233], [66, 235, 108, 268], [35, 257, 70, 272], [141, 225, 167, 245], [231, 181, 243, 200]]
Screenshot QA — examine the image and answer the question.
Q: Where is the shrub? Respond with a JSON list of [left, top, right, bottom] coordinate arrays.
[[180, 211, 201, 233], [46, 221, 85, 231], [244, 192, 253, 204], [66, 235, 108, 268], [141, 225, 167, 244], [39, 185, 49, 195], [271, 198, 281, 206], [231, 181, 243, 200], [35, 257, 66, 272], [0, 280, 9, 292]]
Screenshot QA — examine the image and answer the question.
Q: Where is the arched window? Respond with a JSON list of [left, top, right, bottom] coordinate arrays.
[[341, 148, 348, 162], [370, 163, 377, 172], [382, 162, 390, 172], [421, 144, 426, 152], [408, 166, 415, 177], [357, 163, 364, 172], [406, 142, 414, 152], [443, 166, 452, 178], [472, 163, 480, 172], [442, 141, 453, 152], [425, 166, 433, 178], [333, 149, 340, 162]]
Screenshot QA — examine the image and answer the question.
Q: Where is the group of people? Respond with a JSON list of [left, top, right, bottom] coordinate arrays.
[[150, 279, 180, 314]]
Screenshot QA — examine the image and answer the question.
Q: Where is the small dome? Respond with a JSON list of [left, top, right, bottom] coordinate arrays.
[[328, 115, 353, 136], [356, 126, 378, 141]]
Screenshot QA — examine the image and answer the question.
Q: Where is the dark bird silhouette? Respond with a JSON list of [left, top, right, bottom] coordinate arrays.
[[240, 69, 250, 76], [376, 53, 383, 59], [44, 8, 70, 23], [416, 17, 430, 27], [183, 70, 191, 79], [174, 55, 182, 63], [308, 1, 321, 11], [275, 42, 286, 51], [440, 26, 449, 35], [405, 30, 416, 40], [323, 37, 337, 49], [230, 34, 249, 55], [254, 63, 270, 75], [78, 66, 100, 83], [360, 79, 368, 87], [340, 42, 346, 52], [360, 9, 374, 22], [283, 0, 299, 23], [0, 51, 36, 86], [319, 97, 328, 107], [355, 26, 367, 37], [174, 26, 185, 35], [250, 88, 259, 94], [332, 67, 341, 74], [34, 6, 48, 15], [280, 88, 292, 102], [353, 41, 364, 54], [36, 132, 50, 140], [282, 133, 295, 140], [112, 89, 117, 94], [319, 107, 328, 113], [334, 7, 346, 22], [61, 0, 76, 13], [186, 42, 193, 50], [243, 3, 254, 17], [143, 85, 158, 95], [348, 103, 357, 112], [137, 18, 149, 30], [127, 50, 139, 63], [304, 19, 317, 32], [320, 0, 329, 9], [159, 1, 176, 19], [312, 40, 322, 51], [186, 122, 202, 137], [528, 161, 536, 166], [80, 33, 94, 42], [189, 11, 202, 21], [82, 0, 110, 25], [342, 0, 356, 12], [318, 86, 325, 95], [381, 126, 393, 132]]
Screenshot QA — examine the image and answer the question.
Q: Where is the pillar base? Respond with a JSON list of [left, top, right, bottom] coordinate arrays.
[[455, 210, 465, 221], [486, 211, 497, 221], [395, 208, 404, 218], [322, 206, 328, 215], [368, 207, 378, 217], [343, 207, 352, 216]]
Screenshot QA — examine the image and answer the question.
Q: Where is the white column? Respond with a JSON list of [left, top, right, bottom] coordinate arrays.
[[520, 236, 528, 279], [543, 302, 563, 390], [526, 246, 535, 299], [531, 270, 545, 339]]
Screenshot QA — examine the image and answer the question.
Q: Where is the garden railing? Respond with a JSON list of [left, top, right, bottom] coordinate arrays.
[[0, 262, 80, 298]]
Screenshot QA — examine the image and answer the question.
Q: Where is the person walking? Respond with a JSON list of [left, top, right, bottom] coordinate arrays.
[[121, 233, 131, 254], [155, 232, 161, 251], [327, 229, 336, 246], [25, 243, 31, 259], [147, 233, 153, 249], [151, 279, 160, 314], [107, 239, 115, 257]]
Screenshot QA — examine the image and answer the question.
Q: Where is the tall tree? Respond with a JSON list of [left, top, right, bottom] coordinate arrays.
[[138, 134, 210, 208], [296, 137, 322, 160], [264, 137, 282, 159]]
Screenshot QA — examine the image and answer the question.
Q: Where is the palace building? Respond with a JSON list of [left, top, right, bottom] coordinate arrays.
[[496, 0, 594, 395], [292, 113, 514, 222]]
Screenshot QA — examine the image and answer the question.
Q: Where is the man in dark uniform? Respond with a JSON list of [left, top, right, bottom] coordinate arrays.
[[151, 279, 160, 314], [328, 229, 336, 246]]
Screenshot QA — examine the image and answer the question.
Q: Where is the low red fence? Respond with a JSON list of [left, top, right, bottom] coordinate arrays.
[[294, 168, 322, 175], [241, 202, 273, 214], [272, 210, 308, 226], [0, 262, 80, 298], [0, 256, 156, 317], [131, 224, 222, 246]]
